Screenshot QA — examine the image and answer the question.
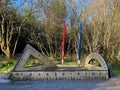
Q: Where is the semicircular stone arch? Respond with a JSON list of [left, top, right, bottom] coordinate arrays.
[[85, 53, 108, 70]]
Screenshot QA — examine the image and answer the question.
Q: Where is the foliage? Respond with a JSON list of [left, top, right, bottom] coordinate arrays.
[[0, 1, 26, 57], [112, 70, 120, 77], [24, 56, 41, 67], [28, 0, 67, 57], [0, 56, 16, 73], [110, 62, 120, 76]]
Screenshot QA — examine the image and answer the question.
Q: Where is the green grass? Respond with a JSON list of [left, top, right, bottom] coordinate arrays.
[[110, 62, 120, 77], [48, 55, 86, 66], [0, 59, 16, 73], [110, 68, 120, 77], [112, 69, 120, 76], [24, 55, 42, 67]]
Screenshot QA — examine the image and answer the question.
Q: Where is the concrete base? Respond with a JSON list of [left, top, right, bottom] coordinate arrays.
[[10, 70, 109, 80]]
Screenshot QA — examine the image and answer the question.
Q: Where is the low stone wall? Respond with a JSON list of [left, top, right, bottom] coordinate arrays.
[[10, 70, 109, 80]]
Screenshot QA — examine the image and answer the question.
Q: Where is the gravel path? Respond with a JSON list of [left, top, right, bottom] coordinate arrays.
[[0, 77, 120, 90]]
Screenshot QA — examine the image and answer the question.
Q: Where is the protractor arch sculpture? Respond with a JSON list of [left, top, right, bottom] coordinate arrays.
[[85, 53, 108, 70]]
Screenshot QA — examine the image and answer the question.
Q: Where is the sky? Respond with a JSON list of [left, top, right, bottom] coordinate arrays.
[[11, 0, 21, 6], [10, 0, 89, 25], [12, 0, 88, 8]]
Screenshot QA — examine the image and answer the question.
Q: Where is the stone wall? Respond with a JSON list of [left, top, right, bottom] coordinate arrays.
[[10, 70, 108, 80]]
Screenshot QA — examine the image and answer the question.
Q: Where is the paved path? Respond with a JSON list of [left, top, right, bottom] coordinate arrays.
[[0, 77, 120, 90]]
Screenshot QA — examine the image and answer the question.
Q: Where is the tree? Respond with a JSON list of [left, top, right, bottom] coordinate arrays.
[[28, 0, 67, 57], [79, 0, 120, 62], [0, 0, 29, 58]]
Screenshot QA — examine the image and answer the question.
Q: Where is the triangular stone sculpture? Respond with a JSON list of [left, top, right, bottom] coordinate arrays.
[[13, 44, 58, 71]]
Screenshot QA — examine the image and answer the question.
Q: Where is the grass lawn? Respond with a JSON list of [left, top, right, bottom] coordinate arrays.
[[112, 70, 120, 76]]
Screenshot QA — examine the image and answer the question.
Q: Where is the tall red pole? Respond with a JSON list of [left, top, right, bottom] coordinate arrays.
[[62, 23, 66, 65]]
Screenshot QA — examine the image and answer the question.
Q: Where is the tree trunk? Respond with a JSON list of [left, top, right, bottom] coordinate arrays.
[[1, 42, 11, 58]]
